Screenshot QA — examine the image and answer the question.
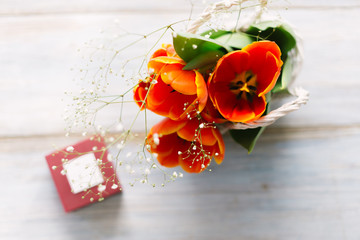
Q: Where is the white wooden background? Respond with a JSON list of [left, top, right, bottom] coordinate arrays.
[[1, 0, 360, 239]]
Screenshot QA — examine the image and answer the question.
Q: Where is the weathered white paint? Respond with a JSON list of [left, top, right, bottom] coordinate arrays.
[[1, 1, 360, 238]]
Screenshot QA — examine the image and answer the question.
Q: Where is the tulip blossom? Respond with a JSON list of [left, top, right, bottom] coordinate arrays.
[[208, 41, 283, 123], [133, 44, 208, 120], [147, 118, 225, 173], [200, 100, 228, 124], [150, 43, 177, 59]]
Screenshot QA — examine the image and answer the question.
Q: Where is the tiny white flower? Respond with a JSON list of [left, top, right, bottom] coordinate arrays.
[[66, 146, 74, 152], [97, 184, 106, 192], [172, 171, 178, 178], [111, 183, 118, 189], [153, 133, 160, 145], [116, 123, 124, 132]]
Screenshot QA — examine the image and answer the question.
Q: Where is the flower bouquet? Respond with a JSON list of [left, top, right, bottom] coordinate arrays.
[[66, 0, 308, 183], [132, 0, 308, 174]]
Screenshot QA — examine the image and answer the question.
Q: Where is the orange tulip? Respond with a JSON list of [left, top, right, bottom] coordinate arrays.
[[133, 44, 208, 120], [147, 118, 225, 173], [208, 41, 283, 123], [201, 100, 228, 124], [150, 43, 177, 59], [133, 80, 150, 110]]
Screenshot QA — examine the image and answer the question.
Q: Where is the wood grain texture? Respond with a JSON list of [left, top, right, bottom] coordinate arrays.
[[0, 0, 359, 15], [1, 2, 360, 136], [1, 1, 360, 239], [1, 131, 360, 240]]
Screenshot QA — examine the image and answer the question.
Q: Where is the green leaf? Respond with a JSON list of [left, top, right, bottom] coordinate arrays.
[[183, 50, 224, 71], [229, 126, 266, 154], [229, 95, 271, 153], [200, 29, 231, 39], [272, 58, 292, 93], [214, 32, 254, 50], [245, 21, 296, 57], [173, 32, 232, 64]]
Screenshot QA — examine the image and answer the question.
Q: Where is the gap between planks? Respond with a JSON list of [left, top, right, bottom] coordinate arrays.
[[1, 124, 359, 151]]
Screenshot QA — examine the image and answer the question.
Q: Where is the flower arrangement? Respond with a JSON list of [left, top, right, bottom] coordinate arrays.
[[132, 1, 308, 174], [65, 0, 309, 185]]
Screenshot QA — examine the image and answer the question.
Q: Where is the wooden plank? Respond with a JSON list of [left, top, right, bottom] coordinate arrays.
[[0, 0, 191, 15], [1, 131, 360, 239], [1, 7, 360, 136], [0, 0, 359, 15]]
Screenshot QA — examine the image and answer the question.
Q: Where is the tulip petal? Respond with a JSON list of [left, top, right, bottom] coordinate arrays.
[[212, 128, 225, 164], [148, 133, 176, 157], [256, 52, 282, 96], [194, 71, 208, 113], [242, 41, 282, 96], [201, 100, 228, 124], [151, 134, 183, 168], [146, 77, 172, 107], [151, 48, 168, 59], [243, 41, 281, 62], [157, 151, 180, 168], [176, 119, 217, 146], [150, 118, 187, 136], [211, 51, 249, 83], [213, 90, 266, 123], [249, 95, 267, 120], [161, 64, 197, 95], [212, 91, 252, 122], [150, 56, 185, 65], [168, 93, 197, 120], [133, 81, 150, 110], [151, 44, 176, 59], [230, 98, 255, 122]]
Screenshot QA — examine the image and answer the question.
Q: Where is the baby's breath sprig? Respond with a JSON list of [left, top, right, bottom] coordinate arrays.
[[64, 0, 299, 186]]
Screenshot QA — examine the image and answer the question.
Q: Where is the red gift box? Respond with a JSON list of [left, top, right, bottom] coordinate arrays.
[[46, 136, 122, 212]]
